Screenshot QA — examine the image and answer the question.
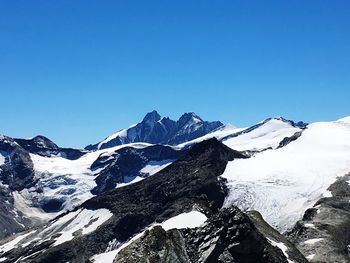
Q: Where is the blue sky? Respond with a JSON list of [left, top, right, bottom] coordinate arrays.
[[0, 1, 349, 148]]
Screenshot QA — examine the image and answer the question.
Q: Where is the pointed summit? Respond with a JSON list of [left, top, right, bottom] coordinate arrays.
[[142, 110, 161, 123], [178, 112, 203, 126], [86, 111, 223, 150]]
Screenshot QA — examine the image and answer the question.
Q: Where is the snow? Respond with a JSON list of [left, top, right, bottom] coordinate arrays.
[[91, 210, 207, 263], [304, 238, 324, 245], [53, 208, 113, 246], [267, 238, 294, 263], [97, 124, 137, 149], [2, 208, 113, 253], [177, 124, 244, 148], [13, 190, 58, 221], [140, 160, 174, 176], [0, 153, 5, 166], [337, 116, 350, 124], [115, 176, 144, 188], [27, 142, 152, 214], [306, 254, 315, 260], [0, 230, 36, 255], [323, 190, 332, 197], [222, 120, 350, 231], [160, 211, 207, 230], [222, 118, 301, 151], [304, 223, 315, 228], [0, 258, 6, 262]]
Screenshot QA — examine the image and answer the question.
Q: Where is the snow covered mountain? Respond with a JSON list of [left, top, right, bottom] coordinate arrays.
[[85, 110, 223, 150], [1, 113, 350, 263]]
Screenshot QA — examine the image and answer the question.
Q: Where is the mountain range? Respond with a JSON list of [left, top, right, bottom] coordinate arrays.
[[0, 111, 349, 263]]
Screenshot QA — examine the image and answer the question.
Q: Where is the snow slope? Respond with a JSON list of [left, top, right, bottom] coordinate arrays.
[[222, 119, 350, 231], [0, 208, 113, 258], [176, 124, 244, 148], [28, 142, 153, 211], [222, 118, 301, 151], [97, 124, 137, 149], [177, 118, 301, 152]]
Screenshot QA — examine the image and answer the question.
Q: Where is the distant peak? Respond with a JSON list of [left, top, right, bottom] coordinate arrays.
[[261, 117, 307, 128], [179, 112, 203, 123], [142, 110, 161, 123]]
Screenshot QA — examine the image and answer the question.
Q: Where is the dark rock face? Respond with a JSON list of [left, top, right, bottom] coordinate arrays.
[[85, 111, 224, 150], [92, 145, 186, 194], [14, 136, 86, 160], [14, 136, 59, 157], [115, 207, 302, 263], [114, 226, 191, 263], [0, 136, 37, 239], [277, 131, 303, 148], [248, 211, 308, 263], [287, 173, 350, 263], [0, 136, 35, 191]]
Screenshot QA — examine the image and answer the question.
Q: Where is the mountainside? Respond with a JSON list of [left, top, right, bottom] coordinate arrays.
[[1, 112, 350, 263], [85, 111, 223, 150], [0, 139, 307, 263]]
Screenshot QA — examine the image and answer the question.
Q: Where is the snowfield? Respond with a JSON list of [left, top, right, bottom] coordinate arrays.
[[222, 118, 350, 231], [222, 118, 301, 151]]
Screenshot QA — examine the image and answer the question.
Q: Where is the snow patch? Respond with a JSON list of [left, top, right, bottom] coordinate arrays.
[[53, 208, 113, 246], [304, 223, 315, 228], [140, 160, 174, 176], [304, 238, 324, 245], [306, 254, 315, 260], [115, 176, 144, 188], [0, 153, 5, 166], [323, 190, 332, 198], [267, 238, 294, 263]]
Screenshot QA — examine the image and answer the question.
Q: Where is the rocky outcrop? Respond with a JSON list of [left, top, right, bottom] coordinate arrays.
[[115, 207, 307, 263], [287, 173, 350, 263], [0, 136, 35, 192], [92, 145, 186, 194]]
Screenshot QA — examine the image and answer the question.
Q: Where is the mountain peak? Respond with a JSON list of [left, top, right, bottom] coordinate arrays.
[[142, 110, 162, 123], [178, 112, 203, 125]]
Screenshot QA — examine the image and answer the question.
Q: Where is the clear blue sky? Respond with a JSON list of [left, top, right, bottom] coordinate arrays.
[[0, 1, 349, 148]]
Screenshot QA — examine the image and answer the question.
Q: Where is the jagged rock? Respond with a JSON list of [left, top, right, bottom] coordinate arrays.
[[287, 173, 350, 263], [114, 226, 190, 263], [115, 207, 303, 263], [85, 111, 223, 150], [92, 145, 186, 194]]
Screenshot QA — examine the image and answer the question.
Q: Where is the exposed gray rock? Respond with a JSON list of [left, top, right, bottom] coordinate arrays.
[[115, 207, 303, 263], [287, 173, 350, 263]]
